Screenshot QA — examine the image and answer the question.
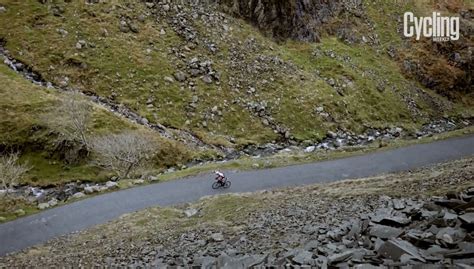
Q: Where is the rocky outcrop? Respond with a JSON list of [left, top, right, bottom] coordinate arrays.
[[213, 0, 473, 101], [216, 0, 365, 42]]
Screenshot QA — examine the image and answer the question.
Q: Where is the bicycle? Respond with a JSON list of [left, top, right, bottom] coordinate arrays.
[[212, 177, 231, 189]]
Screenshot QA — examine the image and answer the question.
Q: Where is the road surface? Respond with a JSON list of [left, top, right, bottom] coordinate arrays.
[[0, 135, 473, 256]]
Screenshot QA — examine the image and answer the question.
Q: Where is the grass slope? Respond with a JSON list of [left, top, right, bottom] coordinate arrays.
[[0, 0, 472, 190], [0, 64, 191, 186], [0, 0, 469, 146]]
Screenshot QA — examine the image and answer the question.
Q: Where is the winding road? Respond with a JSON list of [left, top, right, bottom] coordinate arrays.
[[1, 135, 473, 256]]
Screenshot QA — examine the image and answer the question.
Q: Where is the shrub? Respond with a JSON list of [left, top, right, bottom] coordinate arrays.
[[0, 152, 30, 192], [90, 132, 158, 179], [43, 91, 91, 150]]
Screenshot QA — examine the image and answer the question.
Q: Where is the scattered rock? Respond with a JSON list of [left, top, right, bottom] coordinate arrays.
[[372, 213, 411, 227], [369, 224, 403, 239], [292, 250, 314, 265], [119, 20, 129, 33], [184, 208, 198, 218], [38, 203, 50, 210], [459, 213, 474, 225], [105, 181, 118, 189], [327, 131, 337, 138], [436, 227, 466, 245], [149, 176, 159, 182], [378, 239, 425, 262], [48, 198, 58, 207], [164, 76, 174, 83], [72, 192, 86, 199], [57, 28, 68, 37], [75, 40, 87, 50], [328, 250, 355, 265], [202, 75, 213, 84], [132, 179, 145, 185], [210, 233, 224, 242], [84, 186, 96, 194], [393, 199, 406, 210], [128, 23, 139, 33], [173, 71, 187, 82]]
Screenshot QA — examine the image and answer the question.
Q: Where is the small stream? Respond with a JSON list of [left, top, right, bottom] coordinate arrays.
[[1, 44, 471, 160], [0, 45, 221, 152]]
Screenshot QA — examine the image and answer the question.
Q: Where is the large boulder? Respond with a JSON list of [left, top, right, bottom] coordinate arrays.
[[72, 192, 86, 199], [38, 203, 50, 210], [105, 181, 118, 189], [211, 233, 224, 242], [377, 239, 425, 262]]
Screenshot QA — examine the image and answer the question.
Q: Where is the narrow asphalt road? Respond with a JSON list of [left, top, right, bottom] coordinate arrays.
[[1, 135, 473, 256]]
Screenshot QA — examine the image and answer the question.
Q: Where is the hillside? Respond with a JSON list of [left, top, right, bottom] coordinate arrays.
[[0, 0, 473, 185], [0, 63, 193, 186], [219, 0, 474, 101]]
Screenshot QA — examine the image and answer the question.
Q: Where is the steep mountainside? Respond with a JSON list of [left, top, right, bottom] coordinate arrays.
[[0, 0, 472, 184], [218, 0, 473, 100]]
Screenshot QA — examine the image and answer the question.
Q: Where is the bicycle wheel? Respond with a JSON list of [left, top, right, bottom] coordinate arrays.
[[212, 182, 221, 189], [224, 180, 231, 189]]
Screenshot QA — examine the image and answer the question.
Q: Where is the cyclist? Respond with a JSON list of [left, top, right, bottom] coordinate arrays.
[[214, 170, 226, 184]]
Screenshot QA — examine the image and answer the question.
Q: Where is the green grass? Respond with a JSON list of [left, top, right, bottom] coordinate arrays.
[[0, 61, 192, 186], [364, 0, 409, 48], [1, 0, 469, 148], [19, 152, 109, 186], [0, 0, 281, 145], [130, 194, 263, 233], [0, 0, 472, 190], [0, 1, 186, 126], [275, 38, 450, 133], [0, 196, 39, 223]]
